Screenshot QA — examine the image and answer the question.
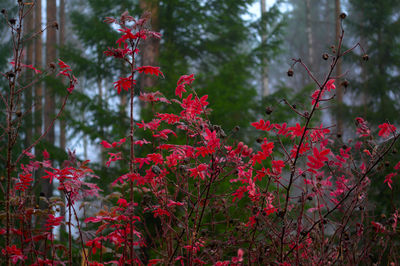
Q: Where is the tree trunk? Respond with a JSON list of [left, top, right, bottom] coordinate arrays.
[[139, 0, 160, 90], [335, 0, 343, 138], [34, 0, 43, 146], [59, 0, 66, 150], [305, 0, 314, 68], [58, 0, 67, 241], [24, 5, 34, 147], [44, 0, 57, 199], [261, 0, 269, 97]]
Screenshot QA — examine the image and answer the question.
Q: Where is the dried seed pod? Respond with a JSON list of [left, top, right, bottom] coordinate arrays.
[[287, 68, 294, 77], [151, 165, 161, 175], [52, 21, 59, 30], [341, 80, 349, 88], [6, 71, 15, 78], [232, 125, 240, 133]]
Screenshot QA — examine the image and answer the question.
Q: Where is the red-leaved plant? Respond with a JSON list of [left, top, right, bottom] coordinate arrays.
[[1, 3, 399, 266]]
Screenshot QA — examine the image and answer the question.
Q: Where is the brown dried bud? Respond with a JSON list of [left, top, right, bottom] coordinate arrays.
[[232, 125, 240, 133], [307, 196, 313, 201], [392, 148, 397, 154], [265, 106, 273, 115], [304, 111, 309, 118], [287, 68, 294, 77], [256, 137, 263, 143], [151, 165, 161, 175], [6, 71, 15, 78], [341, 80, 349, 88], [385, 161, 390, 167], [9, 18, 16, 24], [340, 13, 347, 19], [1, 9, 6, 14], [49, 62, 56, 69], [213, 125, 226, 138], [16, 110, 22, 117], [52, 21, 59, 30], [337, 133, 342, 138], [140, 11, 152, 21], [322, 53, 329, 60], [362, 54, 369, 61], [292, 104, 296, 109], [178, 165, 187, 173]]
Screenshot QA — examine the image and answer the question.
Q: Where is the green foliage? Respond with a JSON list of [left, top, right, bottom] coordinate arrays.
[[156, 0, 261, 134], [64, 0, 285, 193], [346, 0, 400, 214], [347, 0, 400, 125]]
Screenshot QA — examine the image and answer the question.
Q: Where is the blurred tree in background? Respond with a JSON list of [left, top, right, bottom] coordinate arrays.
[[63, 0, 285, 163], [346, 0, 400, 213], [347, 0, 400, 125]]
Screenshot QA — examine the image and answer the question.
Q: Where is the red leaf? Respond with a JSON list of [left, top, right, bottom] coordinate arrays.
[[325, 79, 336, 91], [113, 76, 135, 94], [100, 140, 112, 149], [136, 66, 164, 77], [175, 74, 195, 98], [42, 149, 50, 159], [378, 123, 396, 138], [58, 59, 71, 69]]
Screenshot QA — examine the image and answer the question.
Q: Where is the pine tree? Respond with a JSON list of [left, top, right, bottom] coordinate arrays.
[[347, 0, 400, 213], [64, 0, 285, 148], [347, 0, 400, 124], [154, 0, 265, 133]]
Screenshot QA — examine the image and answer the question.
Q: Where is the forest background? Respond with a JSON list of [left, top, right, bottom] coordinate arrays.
[[0, 0, 400, 264]]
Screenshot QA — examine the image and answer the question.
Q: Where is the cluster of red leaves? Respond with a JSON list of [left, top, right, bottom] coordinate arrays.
[[58, 59, 77, 93], [5, 10, 400, 266]]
